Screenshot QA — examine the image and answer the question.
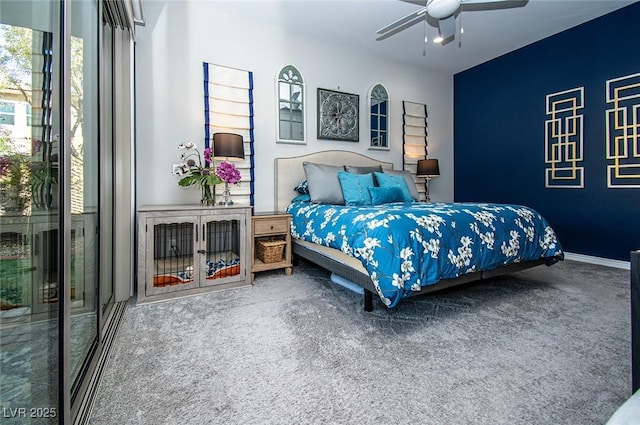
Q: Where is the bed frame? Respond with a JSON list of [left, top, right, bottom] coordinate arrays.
[[274, 150, 545, 311]]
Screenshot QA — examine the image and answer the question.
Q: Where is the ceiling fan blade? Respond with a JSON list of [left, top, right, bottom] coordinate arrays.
[[376, 8, 427, 35], [459, 0, 512, 4], [438, 15, 456, 39], [399, 0, 429, 5], [459, 0, 527, 13], [376, 15, 426, 41]]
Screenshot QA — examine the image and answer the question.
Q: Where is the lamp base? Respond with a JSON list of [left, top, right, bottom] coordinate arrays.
[[424, 177, 431, 203], [218, 182, 233, 206]]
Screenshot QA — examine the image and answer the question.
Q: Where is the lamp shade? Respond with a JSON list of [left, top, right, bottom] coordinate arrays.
[[213, 133, 245, 160], [416, 159, 440, 177]]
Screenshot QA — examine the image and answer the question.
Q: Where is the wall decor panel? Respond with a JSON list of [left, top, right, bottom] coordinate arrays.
[[545, 87, 585, 188], [606, 72, 640, 188], [203, 63, 255, 206], [402, 101, 428, 200]]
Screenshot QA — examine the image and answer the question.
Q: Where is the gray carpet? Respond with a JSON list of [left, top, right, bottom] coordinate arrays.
[[89, 259, 631, 425]]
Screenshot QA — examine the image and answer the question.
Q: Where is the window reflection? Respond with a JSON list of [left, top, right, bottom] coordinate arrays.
[[0, 22, 60, 421]]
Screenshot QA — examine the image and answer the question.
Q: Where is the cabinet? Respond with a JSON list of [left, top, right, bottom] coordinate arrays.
[[137, 205, 251, 304], [251, 212, 292, 282]]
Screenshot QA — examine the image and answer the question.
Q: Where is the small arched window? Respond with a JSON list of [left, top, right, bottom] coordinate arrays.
[[277, 65, 305, 144], [369, 84, 389, 150]]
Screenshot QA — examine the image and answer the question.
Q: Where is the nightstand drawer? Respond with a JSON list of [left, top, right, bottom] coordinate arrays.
[[253, 218, 289, 235]]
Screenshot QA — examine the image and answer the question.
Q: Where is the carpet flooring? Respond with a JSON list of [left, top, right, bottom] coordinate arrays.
[[88, 259, 631, 425]]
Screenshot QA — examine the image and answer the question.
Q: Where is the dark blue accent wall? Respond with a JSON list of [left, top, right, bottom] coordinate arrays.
[[454, 3, 640, 261]]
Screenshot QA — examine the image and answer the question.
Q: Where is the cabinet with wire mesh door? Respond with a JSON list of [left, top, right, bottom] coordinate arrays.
[[137, 205, 251, 304]]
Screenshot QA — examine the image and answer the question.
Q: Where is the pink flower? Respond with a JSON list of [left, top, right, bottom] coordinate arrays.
[[215, 161, 241, 184]]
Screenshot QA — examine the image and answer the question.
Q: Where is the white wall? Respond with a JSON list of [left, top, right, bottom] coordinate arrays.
[[135, 1, 454, 211]]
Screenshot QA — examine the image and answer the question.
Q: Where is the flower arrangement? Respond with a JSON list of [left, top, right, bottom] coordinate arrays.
[[172, 142, 222, 204], [215, 160, 241, 185]]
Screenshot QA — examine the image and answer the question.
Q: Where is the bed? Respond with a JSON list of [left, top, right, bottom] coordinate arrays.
[[274, 150, 564, 311]]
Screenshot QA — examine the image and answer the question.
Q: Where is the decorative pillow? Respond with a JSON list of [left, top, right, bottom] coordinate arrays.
[[345, 164, 383, 174], [292, 193, 311, 203], [294, 180, 309, 194], [368, 186, 406, 205], [383, 169, 420, 201], [337, 172, 374, 206], [303, 162, 346, 205], [374, 172, 414, 202]]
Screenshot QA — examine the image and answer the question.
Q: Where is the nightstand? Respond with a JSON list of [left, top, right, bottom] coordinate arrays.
[[251, 212, 292, 282]]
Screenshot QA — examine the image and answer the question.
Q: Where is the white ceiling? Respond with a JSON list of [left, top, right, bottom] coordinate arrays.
[[212, 0, 637, 74]]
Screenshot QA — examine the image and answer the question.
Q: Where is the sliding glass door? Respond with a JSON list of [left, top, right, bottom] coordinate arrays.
[[68, 0, 100, 401], [0, 2, 62, 422], [0, 0, 104, 422]]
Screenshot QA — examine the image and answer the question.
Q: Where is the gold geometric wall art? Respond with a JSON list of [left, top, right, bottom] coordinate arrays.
[[605, 72, 640, 189], [545, 87, 585, 188]]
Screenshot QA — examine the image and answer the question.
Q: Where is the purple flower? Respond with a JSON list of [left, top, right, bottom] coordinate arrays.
[[203, 147, 213, 166], [215, 161, 241, 184]]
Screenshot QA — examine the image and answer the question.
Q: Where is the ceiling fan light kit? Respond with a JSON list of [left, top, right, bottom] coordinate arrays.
[[376, 0, 526, 44]]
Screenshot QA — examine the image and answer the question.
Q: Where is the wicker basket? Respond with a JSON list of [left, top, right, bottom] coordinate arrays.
[[256, 238, 286, 263]]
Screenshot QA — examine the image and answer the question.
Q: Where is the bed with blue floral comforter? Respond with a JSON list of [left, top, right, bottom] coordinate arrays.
[[287, 201, 564, 308]]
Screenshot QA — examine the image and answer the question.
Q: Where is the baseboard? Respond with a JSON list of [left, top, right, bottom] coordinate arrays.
[[565, 252, 630, 270]]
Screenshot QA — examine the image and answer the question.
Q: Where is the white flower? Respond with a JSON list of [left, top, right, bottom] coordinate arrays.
[[325, 232, 336, 245], [399, 247, 413, 260], [363, 237, 381, 250], [479, 232, 495, 249], [501, 231, 520, 257], [401, 260, 414, 274], [178, 141, 195, 149], [391, 273, 405, 289], [172, 163, 188, 176], [423, 239, 440, 258]]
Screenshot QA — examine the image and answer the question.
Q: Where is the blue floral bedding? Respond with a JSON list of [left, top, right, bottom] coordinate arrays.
[[286, 201, 564, 308]]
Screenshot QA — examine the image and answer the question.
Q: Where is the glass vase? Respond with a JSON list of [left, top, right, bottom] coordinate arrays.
[[201, 183, 215, 206]]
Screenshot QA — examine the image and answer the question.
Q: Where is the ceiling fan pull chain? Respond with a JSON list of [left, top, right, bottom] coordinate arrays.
[[423, 21, 428, 56], [458, 12, 463, 48]]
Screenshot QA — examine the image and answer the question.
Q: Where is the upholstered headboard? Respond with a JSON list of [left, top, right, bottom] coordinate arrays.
[[274, 150, 394, 212]]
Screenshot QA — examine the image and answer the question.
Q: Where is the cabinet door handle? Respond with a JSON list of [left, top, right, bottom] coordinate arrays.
[[202, 224, 206, 241], [197, 249, 206, 254], [195, 223, 198, 242]]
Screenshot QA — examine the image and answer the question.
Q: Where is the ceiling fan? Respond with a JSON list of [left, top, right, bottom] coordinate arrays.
[[376, 0, 526, 42]]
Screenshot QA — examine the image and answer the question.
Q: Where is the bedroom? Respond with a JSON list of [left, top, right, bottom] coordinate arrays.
[[124, 0, 640, 423], [0, 0, 638, 424]]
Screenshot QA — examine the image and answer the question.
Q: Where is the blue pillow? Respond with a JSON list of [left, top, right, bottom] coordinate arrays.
[[374, 172, 414, 202], [337, 172, 374, 206], [384, 169, 420, 201], [292, 193, 311, 203], [368, 186, 406, 204]]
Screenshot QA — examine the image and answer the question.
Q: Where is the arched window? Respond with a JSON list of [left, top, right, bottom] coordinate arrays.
[[369, 84, 389, 150], [277, 65, 305, 144]]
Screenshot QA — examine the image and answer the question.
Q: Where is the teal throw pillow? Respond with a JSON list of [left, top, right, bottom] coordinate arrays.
[[368, 186, 406, 204], [374, 172, 414, 202], [337, 172, 374, 206], [384, 169, 420, 201], [292, 193, 311, 203]]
